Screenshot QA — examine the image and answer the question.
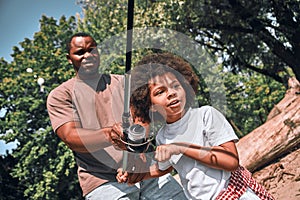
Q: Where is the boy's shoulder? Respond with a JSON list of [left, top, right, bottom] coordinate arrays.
[[192, 105, 214, 113]]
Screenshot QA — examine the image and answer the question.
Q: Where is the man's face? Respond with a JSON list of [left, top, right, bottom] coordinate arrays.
[[67, 36, 100, 77]]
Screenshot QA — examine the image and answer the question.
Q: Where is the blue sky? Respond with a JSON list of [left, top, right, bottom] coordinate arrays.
[[0, 0, 82, 155], [0, 0, 82, 62]]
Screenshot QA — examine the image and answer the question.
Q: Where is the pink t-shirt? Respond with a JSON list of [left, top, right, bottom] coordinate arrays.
[[47, 74, 125, 196]]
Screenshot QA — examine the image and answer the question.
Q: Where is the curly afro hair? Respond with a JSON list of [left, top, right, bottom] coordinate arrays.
[[130, 53, 199, 124]]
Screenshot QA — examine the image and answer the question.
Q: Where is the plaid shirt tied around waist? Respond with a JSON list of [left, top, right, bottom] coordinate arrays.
[[216, 166, 275, 200]]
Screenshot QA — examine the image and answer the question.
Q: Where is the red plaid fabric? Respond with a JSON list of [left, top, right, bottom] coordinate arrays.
[[216, 166, 275, 200]]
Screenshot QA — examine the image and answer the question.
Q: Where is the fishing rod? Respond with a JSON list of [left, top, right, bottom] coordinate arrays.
[[122, 0, 134, 130], [122, 0, 155, 173], [122, 0, 135, 172]]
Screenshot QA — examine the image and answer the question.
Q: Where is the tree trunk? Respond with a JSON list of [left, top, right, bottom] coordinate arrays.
[[236, 77, 300, 172]]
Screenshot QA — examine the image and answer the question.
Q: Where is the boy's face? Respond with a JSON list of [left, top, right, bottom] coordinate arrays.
[[67, 36, 100, 77], [149, 72, 186, 123]]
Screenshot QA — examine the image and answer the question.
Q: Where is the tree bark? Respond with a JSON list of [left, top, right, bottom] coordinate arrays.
[[236, 77, 300, 172]]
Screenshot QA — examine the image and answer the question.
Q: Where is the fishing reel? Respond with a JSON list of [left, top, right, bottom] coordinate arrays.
[[121, 124, 155, 153]]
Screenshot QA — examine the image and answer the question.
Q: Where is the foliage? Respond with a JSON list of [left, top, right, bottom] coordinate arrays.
[[76, 0, 287, 135], [192, 62, 286, 136], [133, 0, 300, 85], [0, 0, 291, 199], [76, 0, 129, 74], [0, 16, 82, 199], [223, 69, 286, 136], [0, 154, 25, 199]]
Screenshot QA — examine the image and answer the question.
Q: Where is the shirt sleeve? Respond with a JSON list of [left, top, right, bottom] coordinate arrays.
[[202, 106, 239, 146], [47, 83, 80, 132]]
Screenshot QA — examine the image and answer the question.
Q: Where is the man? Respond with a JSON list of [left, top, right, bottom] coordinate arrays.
[[47, 32, 186, 199]]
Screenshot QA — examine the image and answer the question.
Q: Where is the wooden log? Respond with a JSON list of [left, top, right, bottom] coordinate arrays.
[[236, 77, 300, 172]]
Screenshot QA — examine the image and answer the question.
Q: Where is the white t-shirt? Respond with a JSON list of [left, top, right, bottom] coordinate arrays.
[[156, 106, 239, 200]]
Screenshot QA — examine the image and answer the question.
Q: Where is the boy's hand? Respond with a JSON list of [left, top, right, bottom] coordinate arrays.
[[116, 168, 147, 185], [118, 153, 150, 185], [116, 168, 128, 183], [125, 153, 148, 184], [155, 144, 181, 162]]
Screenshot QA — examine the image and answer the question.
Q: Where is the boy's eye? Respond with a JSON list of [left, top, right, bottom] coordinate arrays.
[[173, 84, 181, 89], [171, 83, 182, 90], [154, 88, 165, 96], [155, 90, 163, 95]]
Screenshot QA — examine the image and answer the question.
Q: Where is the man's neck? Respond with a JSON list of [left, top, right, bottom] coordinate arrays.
[[76, 72, 101, 80]]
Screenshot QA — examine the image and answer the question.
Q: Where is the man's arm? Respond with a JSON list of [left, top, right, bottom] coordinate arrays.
[[56, 121, 114, 153]]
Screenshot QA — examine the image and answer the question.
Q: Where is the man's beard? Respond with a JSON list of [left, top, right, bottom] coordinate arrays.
[[78, 63, 100, 76]]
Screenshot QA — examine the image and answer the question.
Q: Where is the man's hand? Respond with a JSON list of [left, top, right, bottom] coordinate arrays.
[[110, 123, 127, 150]]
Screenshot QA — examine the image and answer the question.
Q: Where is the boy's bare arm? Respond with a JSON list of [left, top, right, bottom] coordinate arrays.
[[156, 141, 239, 172]]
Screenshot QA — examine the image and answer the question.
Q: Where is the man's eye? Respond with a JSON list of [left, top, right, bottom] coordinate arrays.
[[89, 47, 99, 54], [76, 50, 85, 55]]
